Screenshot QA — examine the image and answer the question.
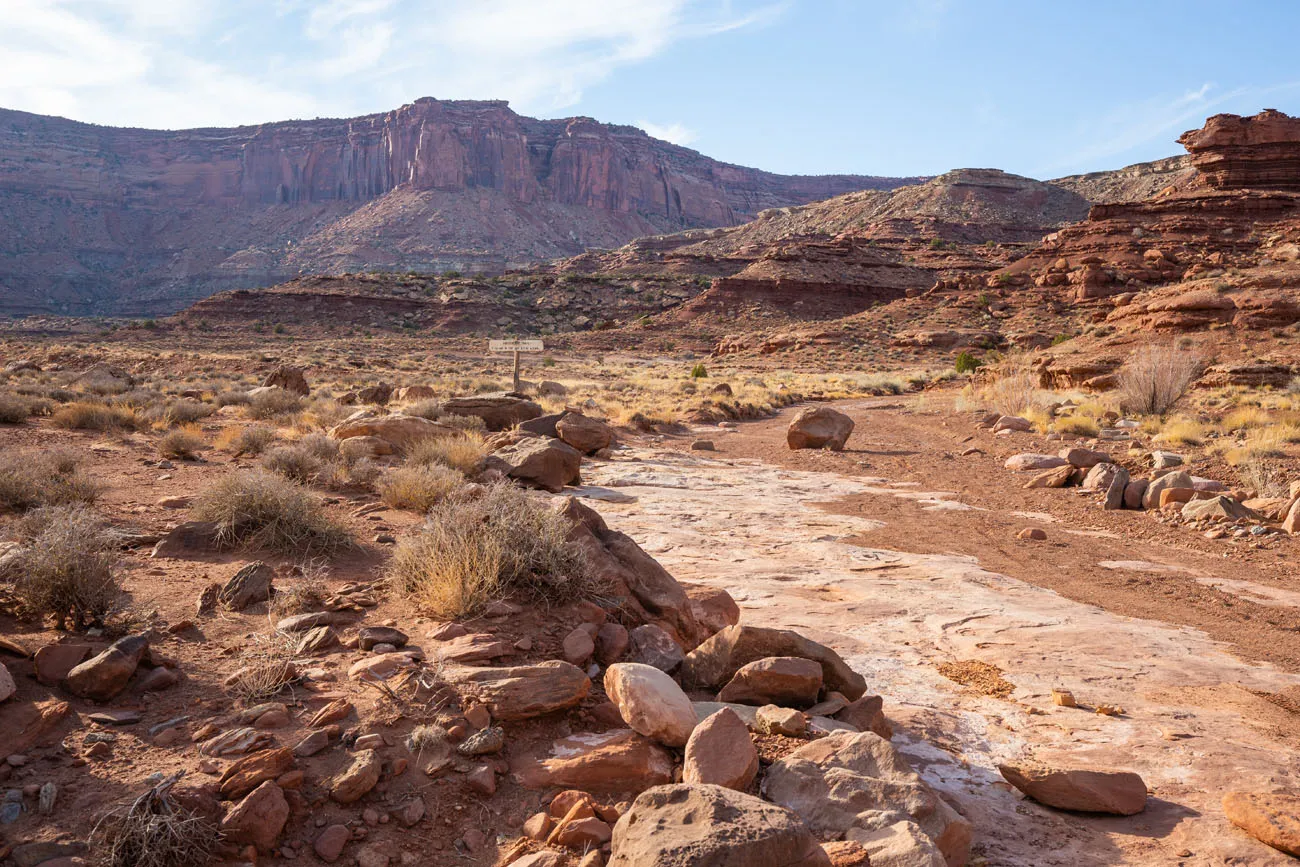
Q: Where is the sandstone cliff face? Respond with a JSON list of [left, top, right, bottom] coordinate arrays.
[[0, 98, 915, 315], [1178, 109, 1300, 192]]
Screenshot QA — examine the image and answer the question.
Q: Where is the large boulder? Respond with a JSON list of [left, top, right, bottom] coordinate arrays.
[[683, 708, 758, 791], [998, 764, 1146, 815], [1223, 792, 1300, 856], [718, 657, 823, 708], [485, 437, 582, 493], [1142, 469, 1194, 509], [679, 625, 866, 701], [328, 413, 457, 453], [443, 660, 590, 720], [604, 663, 697, 747], [1004, 454, 1068, 472], [556, 413, 615, 454], [0, 662, 13, 702], [64, 635, 150, 701], [608, 784, 831, 867], [516, 729, 675, 794], [1181, 495, 1259, 521], [442, 395, 543, 431], [763, 732, 971, 867], [262, 365, 309, 396], [787, 407, 854, 451], [559, 498, 708, 648]]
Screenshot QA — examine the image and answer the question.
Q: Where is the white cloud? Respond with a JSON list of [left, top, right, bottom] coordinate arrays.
[[637, 120, 698, 146], [0, 0, 782, 128]]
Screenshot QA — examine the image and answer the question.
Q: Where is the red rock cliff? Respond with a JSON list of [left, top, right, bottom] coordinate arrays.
[[0, 98, 916, 315], [1178, 109, 1300, 191]]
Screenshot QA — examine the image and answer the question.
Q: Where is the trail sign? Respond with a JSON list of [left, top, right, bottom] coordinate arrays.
[[489, 338, 544, 391]]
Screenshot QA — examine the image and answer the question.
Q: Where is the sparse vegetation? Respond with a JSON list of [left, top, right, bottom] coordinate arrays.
[[406, 434, 487, 474], [390, 482, 595, 618], [225, 630, 301, 701], [1117, 344, 1203, 416], [217, 424, 277, 456], [51, 400, 139, 431], [0, 449, 99, 512], [246, 388, 303, 421], [378, 463, 464, 512], [191, 470, 350, 555], [3, 505, 120, 630], [690, 362, 708, 379], [158, 425, 205, 459], [0, 393, 33, 423], [954, 351, 982, 374], [89, 773, 222, 867]]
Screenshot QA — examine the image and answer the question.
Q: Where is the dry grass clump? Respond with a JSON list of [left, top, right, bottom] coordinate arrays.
[[3, 505, 120, 630], [245, 388, 303, 421], [1237, 454, 1289, 498], [1222, 427, 1288, 466], [979, 360, 1040, 417], [1117, 344, 1203, 415], [1053, 415, 1100, 437], [437, 413, 488, 433], [390, 482, 594, 618], [404, 399, 443, 420], [260, 433, 339, 483], [152, 399, 214, 427], [51, 400, 139, 431], [226, 631, 301, 701], [191, 470, 350, 555], [407, 434, 487, 474], [0, 449, 99, 512], [89, 773, 221, 867], [268, 561, 329, 617], [158, 425, 205, 459], [0, 393, 34, 423], [1155, 417, 1207, 446], [377, 464, 464, 512], [216, 424, 278, 457], [1221, 405, 1272, 431]]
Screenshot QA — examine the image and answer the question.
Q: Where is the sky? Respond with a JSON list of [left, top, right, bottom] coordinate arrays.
[[3, 0, 1299, 180]]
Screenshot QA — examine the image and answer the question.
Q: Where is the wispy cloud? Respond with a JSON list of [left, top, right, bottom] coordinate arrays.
[[636, 120, 698, 146], [0, 0, 783, 128]]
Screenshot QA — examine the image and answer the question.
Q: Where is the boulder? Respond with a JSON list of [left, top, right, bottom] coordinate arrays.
[[595, 622, 630, 665], [357, 626, 409, 651], [835, 695, 893, 740], [998, 764, 1146, 815], [1059, 447, 1110, 468], [218, 561, 274, 611], [64, 635, 149, 701], [393, 385, 437, 402], [604, 663, 698, 747], [718, 657, 823, 708], [1004, 454, 1068, 472], [685, 585, 741, 636], [220, 781, 288, 851], [846, 816, 947, 867], [263, 365, 309, 396], [755, 705, 807, 737], [339, 436, 393, 460], [442, 395, 543, 431], [1123, 478, 1149, 510], [679, 625, 867, 701], [443, 660, 590, 720], [330, 749, 382, 803], [787, 407, 854, 451], [485, 437, 582, 493], [560, 498, 708, 648], [684, 708, 759, 791], [763, 732, 971, 867], [992, 415, 1032, 433], [356, 383, 393, 405], [328, 413, 457, 453], [1181, 495, 1259, 521], [1142, 469, 1193, 509], [627, 624, 686, 672], [220, 747, 295, 799], [608, 784, 831, 867], [516, 729, 675, 794], [519, 412, 567, 438], [1151, 450, 1183, 470], [557, 413, 615, 454], [1023, 466, 1072, 489], [314, 824, 352, 862], [0, 662, 12, 702], [1223, 792, 1300, 856], [150, 520, 220, 559], [33, 643, 91, 685]]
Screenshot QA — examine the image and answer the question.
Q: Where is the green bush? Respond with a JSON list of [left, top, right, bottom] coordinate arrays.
[[690, 363, 708, 379], [954, 351, 983, 374]]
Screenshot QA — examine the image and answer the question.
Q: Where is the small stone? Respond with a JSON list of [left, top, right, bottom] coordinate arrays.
[[314, 825, 351, 863], [465, 764, 496, 795], [1017, 527, 1047, 541], [754, 705, 807, 737]]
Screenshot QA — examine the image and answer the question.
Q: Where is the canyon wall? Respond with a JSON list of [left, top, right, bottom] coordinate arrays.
[[0, 98, 917, 315]]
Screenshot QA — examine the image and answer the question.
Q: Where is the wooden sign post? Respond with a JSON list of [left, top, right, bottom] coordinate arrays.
[[489, 338, 544, 392]]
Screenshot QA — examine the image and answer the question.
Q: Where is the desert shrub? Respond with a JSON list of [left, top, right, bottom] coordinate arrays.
[[158, 426, 205, 459], [269, 560, 329, 617], [377, 464, 464, 512], [191, 470, 350, 555], [4, 505, 120, 629], [302, 397, 350, 430], [51, 401, 138, 431], [979, 362, 1038, 416], [954, 351, 982, 374], [0, 450, 99, 512], [1053, 415, 1100, 437], [318, 456, 381, 492], [89, 774, 221, 867], [390, 482, 594, 618], [0, 393, 32, 423], [1237, 454, 1289, 497], [1222, 406, 1271, 431], [1117, 344, 1203, 415], [1224, 427, 1287, 465], [404, 399, 442, 420], [159, 399, 214, 426], [407, 434, 486, 474], [246, 388, 303, 421], [217, 424, 277, 456], [215, 389, 251, 407], [690, 363, 708, 379], [261, 444, 327, 483], [437, 413, 488, 433]]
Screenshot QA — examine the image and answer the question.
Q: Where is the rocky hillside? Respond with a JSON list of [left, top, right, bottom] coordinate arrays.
[[0, 98, 917, 317]]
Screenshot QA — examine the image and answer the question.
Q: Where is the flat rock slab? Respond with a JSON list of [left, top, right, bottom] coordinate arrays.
[[999, 764, 1147, 815]]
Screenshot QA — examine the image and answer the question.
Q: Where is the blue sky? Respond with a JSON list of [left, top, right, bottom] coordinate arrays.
[[3, 0, 1298, 179]]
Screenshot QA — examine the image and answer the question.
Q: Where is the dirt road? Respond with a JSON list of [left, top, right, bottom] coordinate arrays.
[[580, 397, 1300, 866]]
